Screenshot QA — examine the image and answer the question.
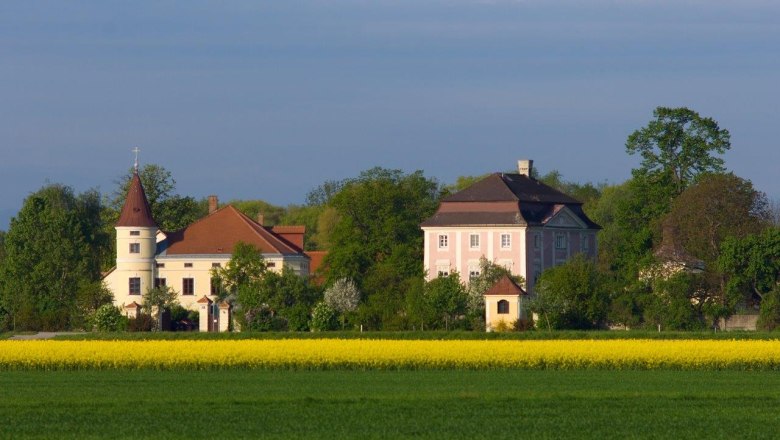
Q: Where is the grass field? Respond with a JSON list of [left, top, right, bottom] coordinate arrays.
[[1, 369, 778, 439]]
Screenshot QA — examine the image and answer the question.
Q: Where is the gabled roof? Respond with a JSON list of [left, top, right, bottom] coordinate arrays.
[[117, 172, 157, 227], [444, 173, 581, 204], [162, 205, 302, 256], [483, 275, 527, 296]]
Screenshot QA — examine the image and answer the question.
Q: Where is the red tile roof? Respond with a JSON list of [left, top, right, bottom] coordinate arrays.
[[483, 275, 527, 296], [116, 172, 157, 227], [163, 205, 303, 255]]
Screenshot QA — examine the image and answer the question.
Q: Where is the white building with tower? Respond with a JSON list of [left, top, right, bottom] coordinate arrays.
[[102, 161, 310, 331]]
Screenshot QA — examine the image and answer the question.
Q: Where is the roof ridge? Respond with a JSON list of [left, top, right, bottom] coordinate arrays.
[[231, 206, 298, 254]]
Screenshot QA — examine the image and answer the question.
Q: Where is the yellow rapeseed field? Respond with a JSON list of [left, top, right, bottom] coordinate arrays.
[[0, 339, 778, 370]]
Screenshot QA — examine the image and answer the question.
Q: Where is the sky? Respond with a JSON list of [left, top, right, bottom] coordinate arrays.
[[1, 0, 779, 229]]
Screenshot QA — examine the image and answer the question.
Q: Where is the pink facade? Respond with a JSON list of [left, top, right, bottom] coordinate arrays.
[[423, 225, 596, 293]]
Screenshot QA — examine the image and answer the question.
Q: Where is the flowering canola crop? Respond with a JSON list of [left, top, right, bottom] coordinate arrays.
[[1, 339, 778, 370]]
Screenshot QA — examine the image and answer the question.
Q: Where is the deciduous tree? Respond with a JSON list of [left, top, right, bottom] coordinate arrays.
[[531, 255, 609, 330], [0, 184, 108, 330], [626, 106, 731, 196]]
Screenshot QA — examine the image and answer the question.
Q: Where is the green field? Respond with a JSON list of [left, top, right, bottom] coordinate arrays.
[[1, 369, 778, 439]]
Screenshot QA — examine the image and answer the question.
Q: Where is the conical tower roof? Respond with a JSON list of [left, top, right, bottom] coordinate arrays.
[[116, 172, 157, 227]]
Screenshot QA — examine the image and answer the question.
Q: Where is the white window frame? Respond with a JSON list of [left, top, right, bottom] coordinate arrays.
[[555, 233, 567, 250], [500, 233, 511, 249], [437, 266, 450, 277], [469, 233, 480, 249], [438, 234, 449, 249]]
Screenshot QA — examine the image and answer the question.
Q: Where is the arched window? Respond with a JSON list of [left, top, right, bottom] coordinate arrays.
[[497, 300, 509, 314]]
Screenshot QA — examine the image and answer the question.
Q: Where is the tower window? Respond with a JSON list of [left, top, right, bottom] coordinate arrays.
[[129, 231, 140, 236], [184, 263, 193, 268], [129, 243, 140, 254], [129, 277, 141, 295]]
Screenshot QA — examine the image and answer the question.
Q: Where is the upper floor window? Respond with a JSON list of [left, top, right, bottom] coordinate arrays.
[[156, 263, 165, 268], [129, 243, 140, 254], [182, 278, 194, 295], [267, 262, 276, 268], [438, 234, 449, 249], [437, 266, 450, 277], [129, 230, 140, 236], [212, 262, 221, 268], [500, 233, 511, 249], [129, 277, 141, 295], [555, 233, 567, 250], [469, 268, 481, 281], [534, 233, 541, 249], [497, 300, 509, 314], [184, 263, 193, 268], [469, 233, 480, 249]]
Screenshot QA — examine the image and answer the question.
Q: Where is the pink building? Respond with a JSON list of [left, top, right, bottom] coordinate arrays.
[[421, 160, 600, 293]]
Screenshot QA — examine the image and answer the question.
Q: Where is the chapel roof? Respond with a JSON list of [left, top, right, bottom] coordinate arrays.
[[483, 275, 527, 296], [162, 205, 304, 256], [116, 172, 157, 227]]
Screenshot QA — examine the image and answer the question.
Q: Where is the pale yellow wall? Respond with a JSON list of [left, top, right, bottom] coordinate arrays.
[[484, 295, 525, 331], [109, 252, 310, 312]]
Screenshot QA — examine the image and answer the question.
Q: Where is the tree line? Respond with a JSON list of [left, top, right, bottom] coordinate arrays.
[[1, 106, 779, 332]]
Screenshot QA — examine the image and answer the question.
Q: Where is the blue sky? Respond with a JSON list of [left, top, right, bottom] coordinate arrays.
[[1, 0, 779, 229]]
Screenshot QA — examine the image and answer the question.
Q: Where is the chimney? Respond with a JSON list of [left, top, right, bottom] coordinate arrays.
[[257, 213, 265, 226], [208, 195, 218, 214], [517, 159, 533, 177]]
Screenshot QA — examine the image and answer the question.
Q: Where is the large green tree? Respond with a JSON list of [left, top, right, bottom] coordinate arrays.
[[626, 106, 731, 196], [322, 167, 441, 329], [531, 255, 610, 330], [598, 107, 732, 284], [0, 184, 109, 330], [718, 228, 780, 307]]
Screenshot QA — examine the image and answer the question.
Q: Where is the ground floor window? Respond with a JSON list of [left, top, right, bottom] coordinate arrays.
[[210, 277, 221, 295], [154, 278, 166, 288], [129, 277, 141, 295], [183, 278, 194, 295], [497, 300, 509, 314]]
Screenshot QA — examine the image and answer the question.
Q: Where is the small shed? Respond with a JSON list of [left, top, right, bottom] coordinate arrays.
[[483, 275, 528, 332]]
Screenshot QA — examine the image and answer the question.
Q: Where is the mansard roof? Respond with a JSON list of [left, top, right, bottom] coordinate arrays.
[[483, 275, 527, 296], [421, 173, 600, 229], [116, 172, 157, 227], [161, 205, 304, 256]]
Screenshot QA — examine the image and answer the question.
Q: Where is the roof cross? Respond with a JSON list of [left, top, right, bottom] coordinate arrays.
[[132, 147, 140, 171]]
